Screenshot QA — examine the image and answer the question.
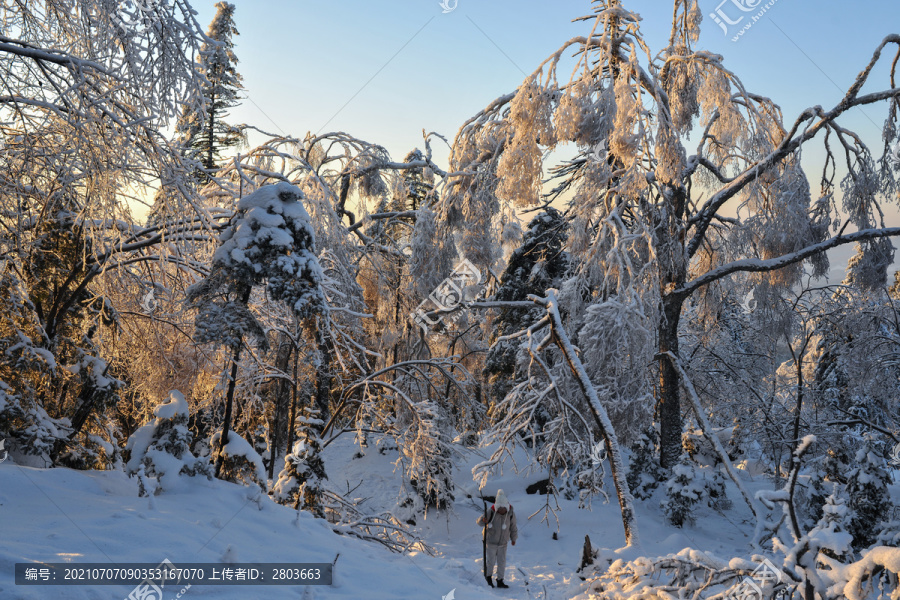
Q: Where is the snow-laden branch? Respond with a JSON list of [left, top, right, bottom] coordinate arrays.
[[686, 34, 900, 258], [531, 290, 639, 547], [677, 226, 900, 298]]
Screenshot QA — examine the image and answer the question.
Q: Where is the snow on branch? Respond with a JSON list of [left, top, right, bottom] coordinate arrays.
[[678, 226, 900, 298]]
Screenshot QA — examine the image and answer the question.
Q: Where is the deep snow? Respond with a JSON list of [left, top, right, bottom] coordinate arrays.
[[1, 431, 887, 600]]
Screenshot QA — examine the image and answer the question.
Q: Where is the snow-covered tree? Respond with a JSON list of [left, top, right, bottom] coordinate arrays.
[[626, 427, 663, 500], [272, 408, 327, 515], [187, 182, 325, 478], [444, 0, 900, 470], [176, 1, 244, 180], [125, 391, 211, 494], [845, 436, 893, 549], [484, 208, 568, 406], [663, 456, 702, 527]]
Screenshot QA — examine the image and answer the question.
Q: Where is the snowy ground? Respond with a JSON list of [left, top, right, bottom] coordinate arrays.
[[0, 434, 873, 600]]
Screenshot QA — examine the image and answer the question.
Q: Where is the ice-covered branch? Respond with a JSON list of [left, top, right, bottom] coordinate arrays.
[[531, 290, 640, 547], [677, 227, 900, 297]]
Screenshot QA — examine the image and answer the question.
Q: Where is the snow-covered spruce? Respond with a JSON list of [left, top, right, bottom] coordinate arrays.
[[483, 207, 568, 406], [125, 391, 211, 494], [663, 456, 703, 527], [189, 181, 325, 341], [187, 181, 325, 479], [845, 436, 893, 550], [625, 426, 663, 500], [272, 409, 327, 515]]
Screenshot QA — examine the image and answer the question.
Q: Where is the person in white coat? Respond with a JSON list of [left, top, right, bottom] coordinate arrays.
[[476, 489, 518, 588]]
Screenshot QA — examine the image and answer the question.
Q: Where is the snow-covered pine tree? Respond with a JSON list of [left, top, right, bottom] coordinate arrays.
[[393, 149, 433, 213], [845, 436, 893, 549], [663, 456, 703, 527], [0, 262, 69, 463], [125, 391, 211, 494], [484, 208, 568, 406], [626, 426, 663, 500], [175, 1, 244, 181], [808, 491, 855, 562], [187, 182, 325, 479], [272, 407, 327, 516]]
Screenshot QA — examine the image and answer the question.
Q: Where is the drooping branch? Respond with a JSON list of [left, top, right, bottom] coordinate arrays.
[[686, 35, 900, 258], [531, 290, 639, 547], [676, 226, 900, 298]]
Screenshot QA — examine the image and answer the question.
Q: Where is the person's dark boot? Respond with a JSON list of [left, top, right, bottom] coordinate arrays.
[[497, 579, 509, 588], [485, 575, 494, 587]]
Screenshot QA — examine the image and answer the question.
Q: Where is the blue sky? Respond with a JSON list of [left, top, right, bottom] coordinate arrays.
[[191, 0, 900, 280]]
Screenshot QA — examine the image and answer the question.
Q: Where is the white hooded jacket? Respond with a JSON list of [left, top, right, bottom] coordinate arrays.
[[476, 490, 518, 546]]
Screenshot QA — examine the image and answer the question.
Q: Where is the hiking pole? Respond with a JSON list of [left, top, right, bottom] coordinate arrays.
[[481, 495, 488, 580]]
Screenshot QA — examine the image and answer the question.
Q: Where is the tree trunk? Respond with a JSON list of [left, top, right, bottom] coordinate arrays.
[[311, 316, 333, 422], [215, 342, 242, 479], [267, 331, 294, 480], [658, 294, 684, 470], [205, 89, 216, 173], [285, 347, 300, 459], [540, 292, 639, 547]]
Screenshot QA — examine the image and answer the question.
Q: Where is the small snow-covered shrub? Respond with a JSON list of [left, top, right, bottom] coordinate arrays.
[[845, 437, 893, 550], [663, 457, 703, 527], [808, 491, 855, 561], [701, 468, 731, 511], [210, 429, 266, 489], [125, 391, 211, 494], [272, 413, 327, 516], [626, 427, 663, 500]]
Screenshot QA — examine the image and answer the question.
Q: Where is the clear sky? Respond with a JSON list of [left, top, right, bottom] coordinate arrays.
[[190, 0, 900, 281]]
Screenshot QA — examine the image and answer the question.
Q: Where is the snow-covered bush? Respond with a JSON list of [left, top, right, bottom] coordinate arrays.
[[272, 409, 327, 515], [845, 438, 893, 550], [701, 468, 731, 511], [663, 457, 703, 527], [626, 427, 663, 500], [209, 429, 266, 489], [808, 492, 855, 561], [125, 391, 211, 494]]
